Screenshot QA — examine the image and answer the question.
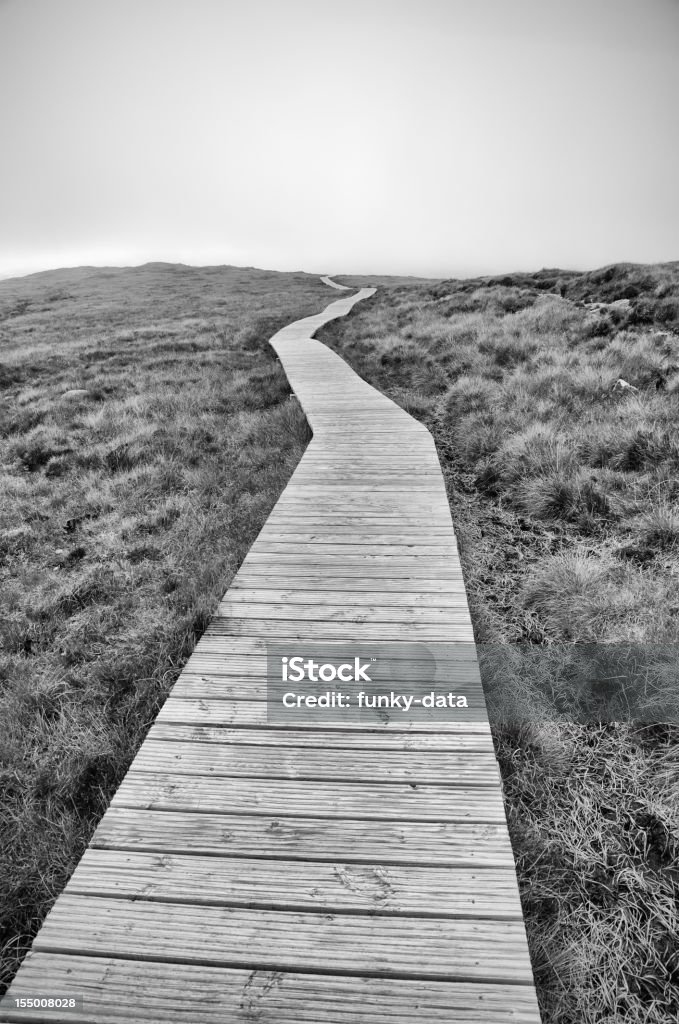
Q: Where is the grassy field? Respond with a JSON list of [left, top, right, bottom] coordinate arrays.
[[319, 262, 679, 1024], [0, 263, 334, 993]]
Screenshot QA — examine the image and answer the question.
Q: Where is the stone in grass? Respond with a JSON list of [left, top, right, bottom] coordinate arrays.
[[60, 388, 90, 401], [611, 378, 639, 394]]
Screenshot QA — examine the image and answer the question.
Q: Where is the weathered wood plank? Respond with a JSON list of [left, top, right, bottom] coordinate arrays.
[[260, 520, 455, 530], [231, 575, 466, 591], [2, 954, 542, 1023], [224, 587, 470, 605], [256, 532, 457, 543], [130, 740, 501, 785], [32, 896, 535, 984], [256, 536, 462, 544], [111, 773, 506, 821], [168, 674, 486, 702], [202, 619, 475, 640], [275, 498, 449, 511], [183, 636, 479, 656], [232, 565, 466, 580], [66, 850, 522, 918], [216, 600, 472, 623], [92, 809, 514, 866], [156, 698, 488, 728], [250, 543, 459, 557], [146, 723, 494, 749]]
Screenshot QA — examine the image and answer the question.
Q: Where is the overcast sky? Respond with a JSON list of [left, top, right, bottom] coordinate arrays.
[[1, 0, 678, 279]]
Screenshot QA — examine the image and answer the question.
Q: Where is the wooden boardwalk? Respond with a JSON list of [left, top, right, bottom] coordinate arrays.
[[2, 284, 540, 1022]]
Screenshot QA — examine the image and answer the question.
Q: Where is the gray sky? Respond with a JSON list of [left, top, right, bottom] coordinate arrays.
[[1, 0, 678, 279]]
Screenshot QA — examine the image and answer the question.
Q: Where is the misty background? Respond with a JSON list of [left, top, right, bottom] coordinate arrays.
[[1, 0, 678, 279]]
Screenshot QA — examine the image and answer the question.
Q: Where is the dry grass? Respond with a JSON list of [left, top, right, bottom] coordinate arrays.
[[0, 263, 331, 993], [320, 261, 679, 1023]]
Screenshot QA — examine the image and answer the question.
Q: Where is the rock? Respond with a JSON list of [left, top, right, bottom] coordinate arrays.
[[60, 389, 90, 401], [612, 378, 639, 393]]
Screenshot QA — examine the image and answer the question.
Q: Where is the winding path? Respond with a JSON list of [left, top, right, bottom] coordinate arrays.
[[320, 275, 350, 291], [2, 282, 540, 1022]]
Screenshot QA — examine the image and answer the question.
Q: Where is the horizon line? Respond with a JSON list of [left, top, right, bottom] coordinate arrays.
[[2, 254, 677, 287]]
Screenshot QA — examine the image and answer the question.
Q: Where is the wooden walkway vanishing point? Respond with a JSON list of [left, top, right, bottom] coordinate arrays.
[[2, 281, 541, 1022]]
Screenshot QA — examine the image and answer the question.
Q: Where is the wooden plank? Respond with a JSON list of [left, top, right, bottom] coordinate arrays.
[[306, 441, 435, 448], [245, 544, 459, 558], [184, 646, 481, 667], [242, 553, 460, 565], [167, 676, 487, 707], [180, 647, 481, 670], [66, 849, 522, 918], [288, 476, 445, 486], [254, 536, 458, 549], [111, 773, 506, 822], [184, 636, 479, 656], [32, 896, 535, 984], [183, 646, 481, 666], [257, 528, 456, 539], [156, 698, 488, 728], [183, 651, 485, 674], [265, 519, 454, 531], [146, 723, 494, 749], [262, 509, 454, 520], [1, 954, 542, 1023], [272, 496, 443, 508], [297, 451, 438, 459], [129, 741, 500, 785], [169, 662, 484, 687], [92, 809, 514, 865], [231, 574, 466, 590], [169, 673, 486, 700], [258, 532, 458, 540], [201, 619, 474, 640], [292, 465, 443, 474], [232, 565, 466, 579], [187, 641, 480, 659], [216, 600, 471, 623], [224, 587, 470, 605], [291, 461, 442, 470]]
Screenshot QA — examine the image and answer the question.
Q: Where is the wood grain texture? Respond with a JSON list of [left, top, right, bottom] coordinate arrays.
[[65, 849, 523, 918], [32, 896, 535, 984], [111, 773, 507, 822], [129, 740, 501, 784], [155, 698, 488, 729], [3, 282, 540, 1022], [92, 810, 517, 866], [1, 955, 541, 1023], [146, 723, 493, 749]]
